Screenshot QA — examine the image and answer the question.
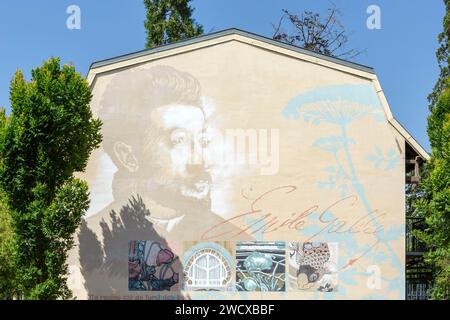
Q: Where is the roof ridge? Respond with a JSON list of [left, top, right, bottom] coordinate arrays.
[[89, 28, 374, 74]]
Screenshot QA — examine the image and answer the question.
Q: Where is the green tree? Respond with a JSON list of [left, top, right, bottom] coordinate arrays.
[[0, 109, 16, 300], [0, 190, 15, 300], [412, 0, 450, 300], [414, 85, 450, 300], [0, 57, 102, 299], [428, 0, 450, 108], [144, 0, 203, 48]]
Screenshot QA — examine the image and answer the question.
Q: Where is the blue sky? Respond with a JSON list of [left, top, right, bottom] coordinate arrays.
[[0, 0, 445, 151]]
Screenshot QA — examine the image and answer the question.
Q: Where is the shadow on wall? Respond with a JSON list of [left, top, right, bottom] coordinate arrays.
[[78, 195, 186, 300]]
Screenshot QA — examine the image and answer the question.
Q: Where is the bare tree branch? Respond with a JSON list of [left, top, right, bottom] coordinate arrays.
[[271, 5, 363, 61], [271, 14, 285, 39]]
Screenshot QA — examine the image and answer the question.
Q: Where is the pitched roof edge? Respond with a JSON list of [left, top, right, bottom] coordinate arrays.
[[372, 78, 430, 160], [389, 117, 430, 160], [89, 28, 375, 74]]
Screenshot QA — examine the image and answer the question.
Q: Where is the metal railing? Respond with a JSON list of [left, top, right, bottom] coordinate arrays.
[[406, 217, 427, 254], [406, 283, 433, 300]]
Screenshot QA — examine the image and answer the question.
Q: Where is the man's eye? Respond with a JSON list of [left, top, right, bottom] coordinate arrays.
[[171, 136, 185, 145], [200, 137, 210, 147], [170, 130, 188, 146]]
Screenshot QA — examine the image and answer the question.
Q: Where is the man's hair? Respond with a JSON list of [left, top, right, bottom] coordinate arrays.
[[98, 65, 203, 161]]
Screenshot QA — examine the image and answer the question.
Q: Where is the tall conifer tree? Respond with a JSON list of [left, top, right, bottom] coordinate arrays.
[[144, 0, 203, 48]]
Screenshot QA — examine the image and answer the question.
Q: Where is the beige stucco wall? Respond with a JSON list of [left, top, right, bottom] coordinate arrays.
[[67, 39, 407, 300]]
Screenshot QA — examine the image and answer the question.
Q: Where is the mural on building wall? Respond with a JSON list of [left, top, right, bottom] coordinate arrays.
[[128, 240, 179, 291], [288, 242, 338, 292], [235, 242, 285, 292], [85, 65, 252, 240], [182, 242, 233, 291], [282, 84, 405, 298], [76, 195, 186, 299], [69, 55, 406, 300]]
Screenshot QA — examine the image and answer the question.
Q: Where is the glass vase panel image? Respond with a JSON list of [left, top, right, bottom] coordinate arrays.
[[235, 241, 286, 292]]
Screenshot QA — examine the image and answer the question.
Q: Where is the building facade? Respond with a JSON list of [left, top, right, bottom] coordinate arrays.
[[67, 29, 429, 300]]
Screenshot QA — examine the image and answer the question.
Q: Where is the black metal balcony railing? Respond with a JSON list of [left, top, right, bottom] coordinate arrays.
[[407, 283, 433, 300], [406, 217, 427, 254], [404, 147, 433, 300], [406, 217, 433, 300]]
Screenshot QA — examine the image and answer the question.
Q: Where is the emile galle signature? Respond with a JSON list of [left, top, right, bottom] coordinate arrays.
[[201, 185, 386, 242]]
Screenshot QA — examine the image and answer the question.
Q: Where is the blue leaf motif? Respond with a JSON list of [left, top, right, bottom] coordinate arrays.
[[367, 147, 400, 171], [325, 166, 336, 174], [313, 136, 355, 153], [379, 225, 404, 242]]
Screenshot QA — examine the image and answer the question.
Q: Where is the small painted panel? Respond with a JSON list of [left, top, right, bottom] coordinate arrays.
[[236, 242, 286, 292], [288, 242, 338, 292], [128, 240, 180, 291]]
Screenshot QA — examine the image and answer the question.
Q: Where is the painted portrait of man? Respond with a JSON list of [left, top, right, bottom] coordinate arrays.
[[73, 65, 253, 297], [91, 65, 254, 238]]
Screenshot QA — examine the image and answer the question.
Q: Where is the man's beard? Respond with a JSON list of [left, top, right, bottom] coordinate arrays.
[[135, 174, 212, 218], [180, 179, 210, 200], [111, 168, 213, 220]]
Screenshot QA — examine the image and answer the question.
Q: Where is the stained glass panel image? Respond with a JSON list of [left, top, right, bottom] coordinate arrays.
[[235, 241, 285, 292], [128, 240, 180, 291], [288, 242, 338, 292]]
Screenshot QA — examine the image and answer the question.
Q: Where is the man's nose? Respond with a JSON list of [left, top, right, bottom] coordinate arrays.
[[190, 140, 209, 168], [186, 164, 210, 177]]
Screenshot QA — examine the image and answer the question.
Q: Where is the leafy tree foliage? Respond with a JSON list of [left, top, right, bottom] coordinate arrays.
[[414, 85, 450, 300], [0, 57, 102, 299], [144, 0, 203, 49], [0, 187, 15, 300], [411, 0, 450, 300], [428, 0, 450, 108]]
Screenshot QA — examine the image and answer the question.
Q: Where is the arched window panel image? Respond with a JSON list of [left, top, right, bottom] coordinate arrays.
[[235, 242, 286, 292], [128, 240, 180, 291], [182, 242, 233, 292], [288, 242, 338, 292]]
